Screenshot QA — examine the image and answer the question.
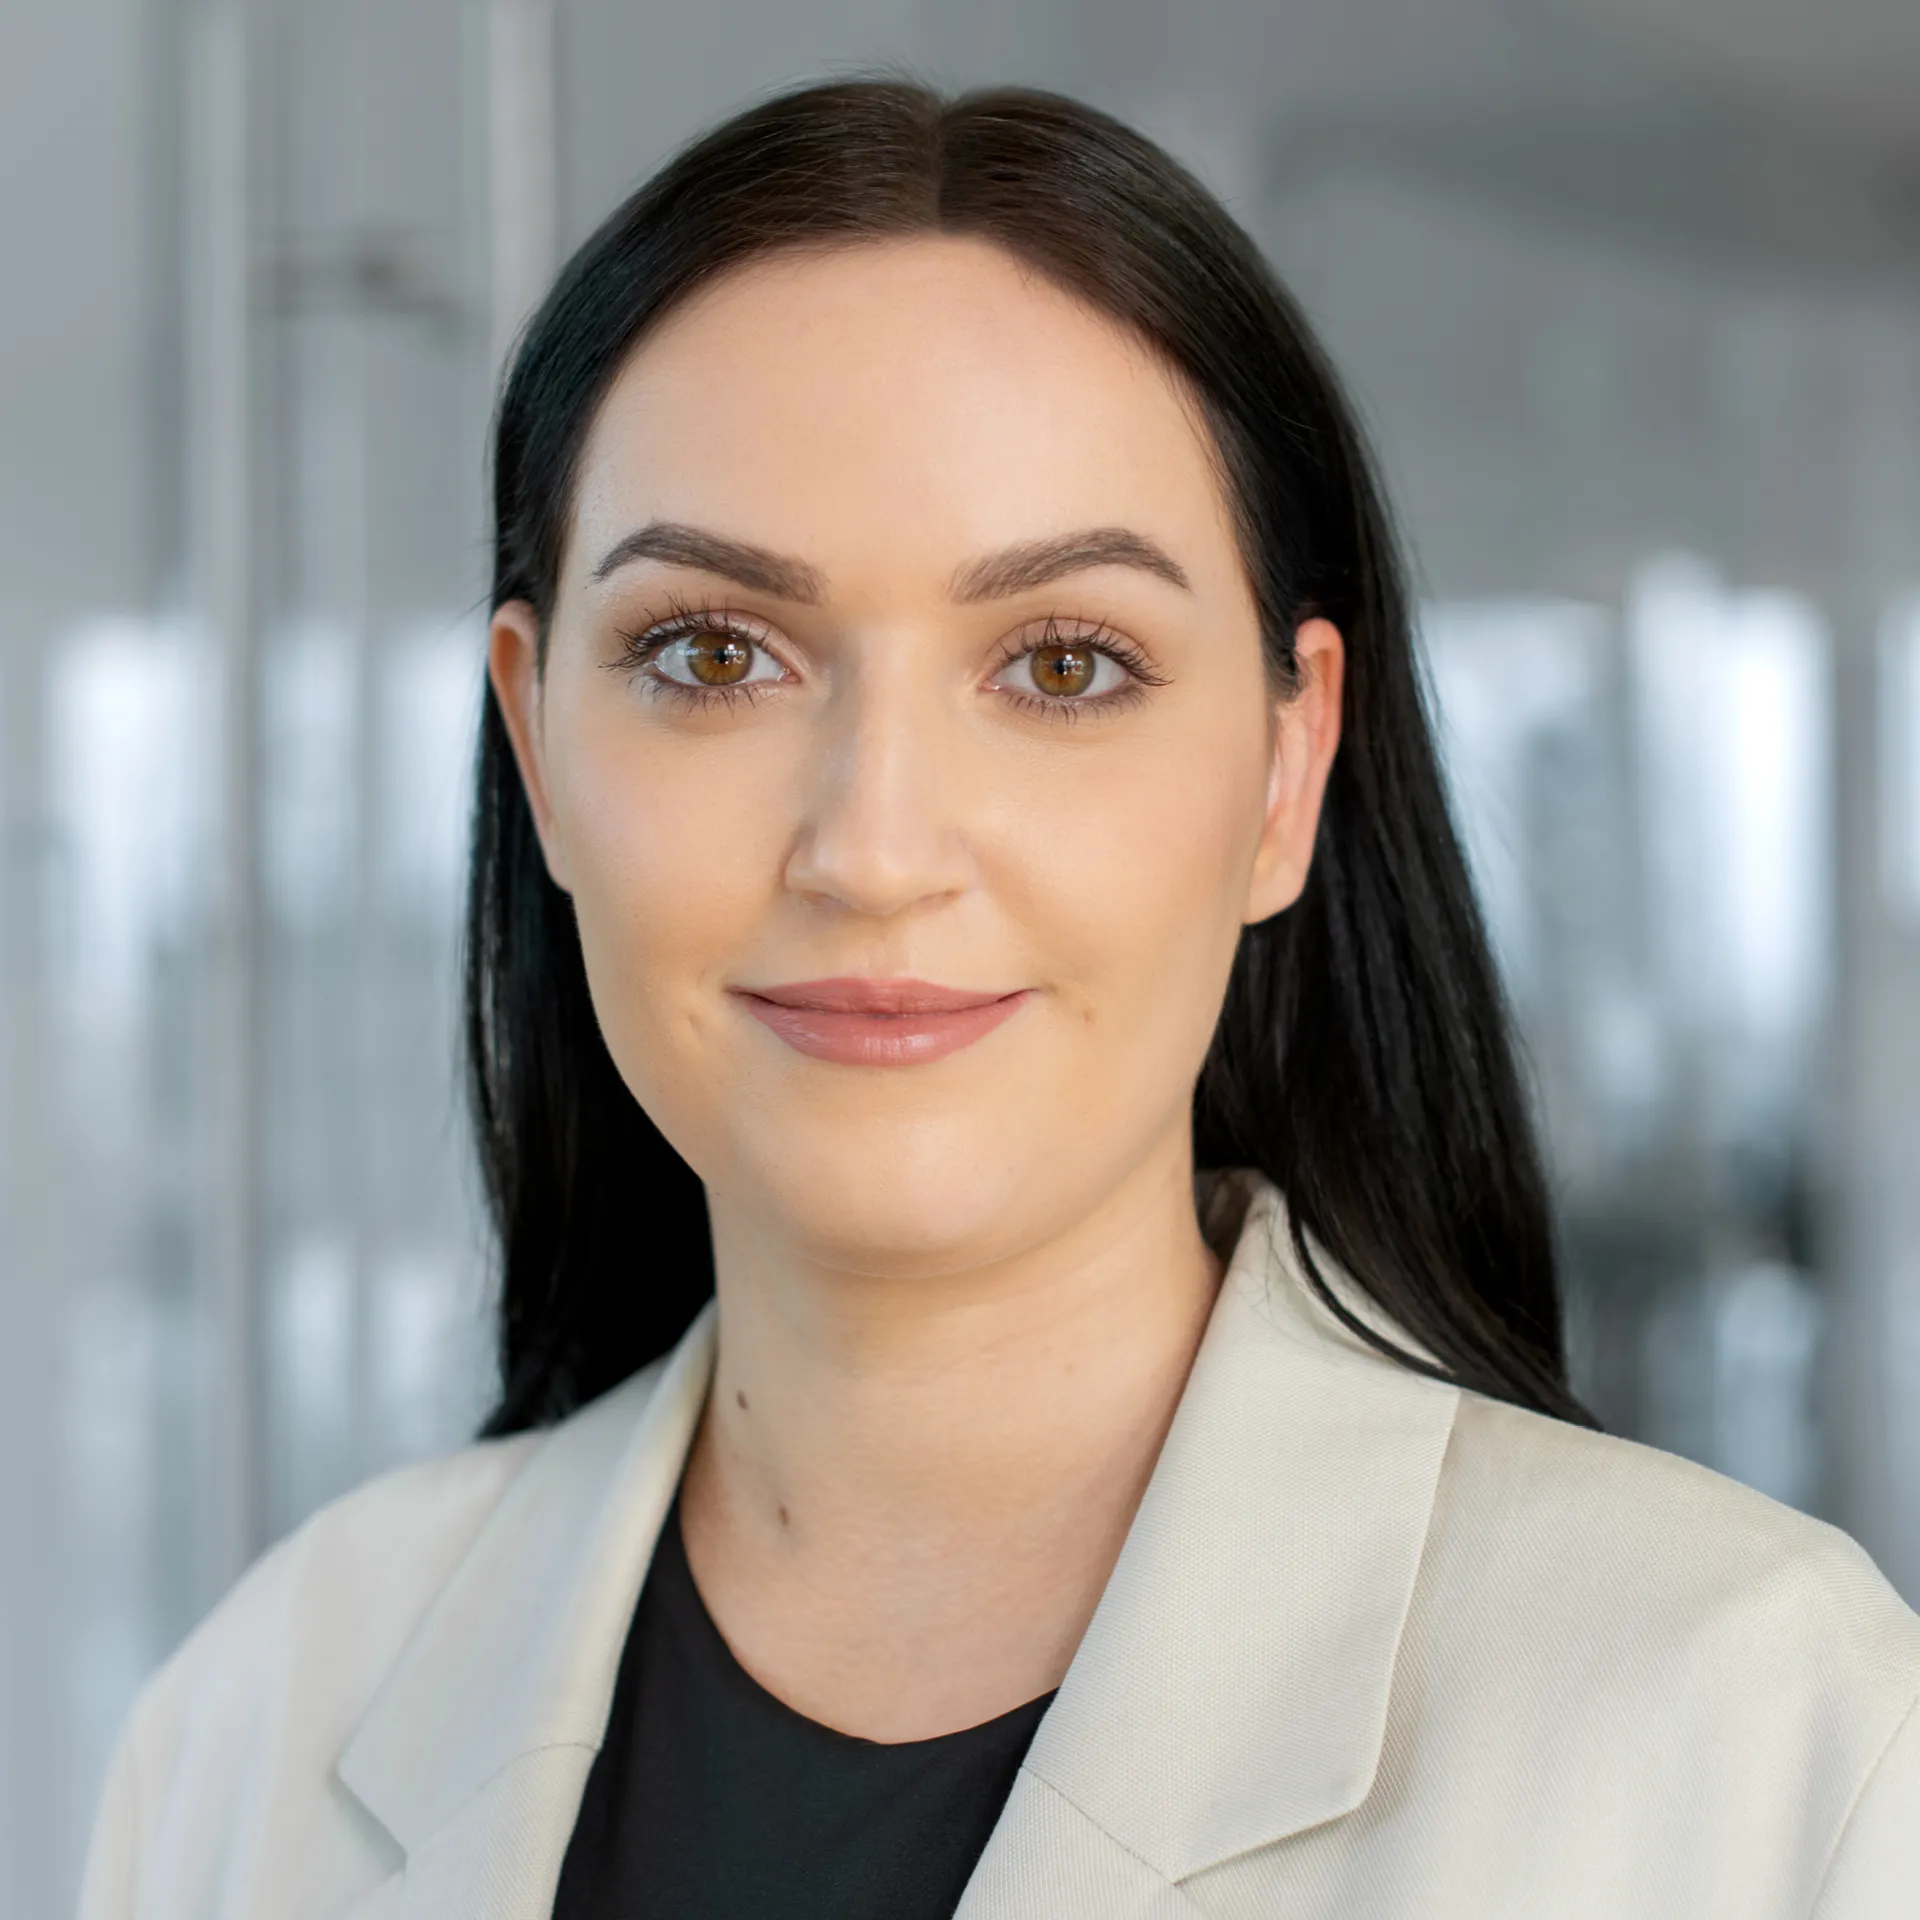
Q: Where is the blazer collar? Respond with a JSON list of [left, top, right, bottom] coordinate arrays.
[[336, 1304, 715, 1866], [335, 1173, 1457, 1907], [1005, 1172, 1459, 1883]]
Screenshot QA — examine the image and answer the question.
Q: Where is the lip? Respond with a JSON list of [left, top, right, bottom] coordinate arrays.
[[730, 976, 1032, 1067]]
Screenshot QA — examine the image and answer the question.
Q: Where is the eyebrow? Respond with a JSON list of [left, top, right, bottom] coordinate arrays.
[[592, 522, 827, 602], [950, 527, 1191, 601], [590, 520, 1191, 604]]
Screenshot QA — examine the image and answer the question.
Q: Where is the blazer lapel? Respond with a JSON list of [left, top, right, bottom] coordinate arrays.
[[960, 1177, 1459, 1914], [334, 1304, 718, 1920], [329, 1175, 1453, 1920], [331, 1750, 603, 1920]]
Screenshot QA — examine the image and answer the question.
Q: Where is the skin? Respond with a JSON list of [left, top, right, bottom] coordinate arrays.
[[490, 235, 1343, 1741]]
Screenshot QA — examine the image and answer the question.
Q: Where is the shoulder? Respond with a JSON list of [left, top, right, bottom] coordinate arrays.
[[1436, 1391, 1920, 1690], [123, 1431, 547, 1779], [1411, 1391, 1920, 1872], [1397, 1393, 1920, 1903], [132, 1351, 687, 1741], [88, 1356, 677, 1876], [78, 1340, 704, 1918], [77, 1432, 547, 1917]]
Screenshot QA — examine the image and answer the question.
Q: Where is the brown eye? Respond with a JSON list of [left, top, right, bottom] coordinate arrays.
[[686, 634, 754, 685], [1029, 643, 1098, 697], [646, 626, 785, 694], [993, 635, 1135, 706]]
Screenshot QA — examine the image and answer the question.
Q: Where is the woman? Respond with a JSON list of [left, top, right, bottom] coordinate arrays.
[[83, 81, 1916, 1919]]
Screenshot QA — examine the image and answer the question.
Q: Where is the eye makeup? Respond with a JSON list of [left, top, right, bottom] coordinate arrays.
[[611, 598, 1169, 720], [611, 596, 794, 714], [982, 616, 1168, 723]]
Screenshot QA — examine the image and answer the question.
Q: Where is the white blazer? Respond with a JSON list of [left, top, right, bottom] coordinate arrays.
[[80, 1175, 1920, 1918]]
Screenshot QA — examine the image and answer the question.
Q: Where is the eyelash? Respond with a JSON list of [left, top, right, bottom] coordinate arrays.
[[613, 596, 786, 713], [612, 599, 1168, 720], [986, 616, 1168, 724]]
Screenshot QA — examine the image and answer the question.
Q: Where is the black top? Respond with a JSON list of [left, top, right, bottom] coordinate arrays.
[[553, 1503, 1054, 1920]]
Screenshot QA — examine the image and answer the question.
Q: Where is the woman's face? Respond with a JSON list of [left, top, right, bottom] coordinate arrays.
[[492, 237, 1341, 1277]]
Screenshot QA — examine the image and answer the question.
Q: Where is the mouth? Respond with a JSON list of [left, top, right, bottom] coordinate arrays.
[[729, 976, 1032, 1067]]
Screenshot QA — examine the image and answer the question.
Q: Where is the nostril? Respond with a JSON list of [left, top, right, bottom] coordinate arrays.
[[783, 729, 974, 915], [783, 809, 975, 918]]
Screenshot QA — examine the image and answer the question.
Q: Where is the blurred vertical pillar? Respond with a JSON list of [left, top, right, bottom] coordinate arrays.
[[0, 293, 55, 1920], [185, 0, 266, 1596], [488, 0, 558, 389], [1832, 610, 1920, 1603], [1828, 300, 1920, 1600]]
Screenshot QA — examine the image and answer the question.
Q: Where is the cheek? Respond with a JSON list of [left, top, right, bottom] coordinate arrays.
[[546, 696, 793, 1105], [993, 714, 1270, 1055]]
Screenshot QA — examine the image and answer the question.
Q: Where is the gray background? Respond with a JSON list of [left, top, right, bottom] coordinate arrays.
[[4, 0, 1919, 1908]]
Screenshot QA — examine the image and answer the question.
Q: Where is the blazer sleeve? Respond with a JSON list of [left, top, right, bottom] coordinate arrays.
[[1810, 1690, 1920, 1916]]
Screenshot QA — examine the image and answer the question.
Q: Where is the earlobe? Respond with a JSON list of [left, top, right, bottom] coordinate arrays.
[[1242, 617, 1345, 925], [487, 601, 573, 892]]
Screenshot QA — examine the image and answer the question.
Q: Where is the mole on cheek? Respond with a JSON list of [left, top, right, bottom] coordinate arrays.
[[736, 1389, 748, 1411], [777, 1505, 790, 1528]]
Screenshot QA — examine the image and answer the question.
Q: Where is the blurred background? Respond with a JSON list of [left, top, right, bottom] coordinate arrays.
[[3, 0, 1918, 1905]]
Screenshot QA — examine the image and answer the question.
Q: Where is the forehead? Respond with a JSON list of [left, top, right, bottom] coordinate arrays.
[[566, 236, 1241, 596]]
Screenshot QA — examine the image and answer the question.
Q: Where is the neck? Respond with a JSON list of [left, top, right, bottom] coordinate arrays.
[[678, 1142, 1223, 1742]]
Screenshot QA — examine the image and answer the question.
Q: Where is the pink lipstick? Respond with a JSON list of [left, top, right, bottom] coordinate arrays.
[[731, 976, 1031, 1066]]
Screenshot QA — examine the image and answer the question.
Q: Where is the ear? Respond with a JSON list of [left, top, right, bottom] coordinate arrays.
[[487, 599, 574, 892], [1243, 616, 1344, 924]]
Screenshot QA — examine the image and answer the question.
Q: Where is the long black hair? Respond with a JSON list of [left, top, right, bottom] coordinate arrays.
[[469, 78, 1593, 1435]]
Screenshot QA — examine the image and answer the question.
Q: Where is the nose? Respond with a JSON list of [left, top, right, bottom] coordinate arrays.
[[783, 649, 977, 919]]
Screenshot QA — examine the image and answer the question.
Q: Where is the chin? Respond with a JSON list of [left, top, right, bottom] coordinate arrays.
[[727, 1107, 1086, 1280]]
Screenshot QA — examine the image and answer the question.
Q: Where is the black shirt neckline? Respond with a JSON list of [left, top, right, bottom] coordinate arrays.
[[552, 1496, 1056, 1920], [656, 1505, 1058, 1752]]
